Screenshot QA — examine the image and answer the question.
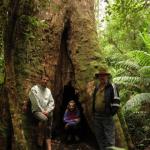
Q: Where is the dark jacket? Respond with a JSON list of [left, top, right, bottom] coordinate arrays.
[[93, 83, 120, 116]]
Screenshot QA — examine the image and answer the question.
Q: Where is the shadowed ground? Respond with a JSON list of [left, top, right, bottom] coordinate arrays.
[[51, 140, 97, 150]]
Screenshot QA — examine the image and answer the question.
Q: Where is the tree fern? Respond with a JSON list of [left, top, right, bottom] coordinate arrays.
[[139, 66, 150, 77], [139, 32, 150, 51], [127, 50, 150, 66], [123, 93, 150, 112], [113, 76, 150, 92], [115, 60, 140, 72], [113, 76, 150, 88]]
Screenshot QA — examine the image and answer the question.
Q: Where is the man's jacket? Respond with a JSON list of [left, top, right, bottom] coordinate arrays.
[[93, 83, 120, 116]]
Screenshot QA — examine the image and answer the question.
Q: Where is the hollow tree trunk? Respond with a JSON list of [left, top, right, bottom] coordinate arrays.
[[3, 0, 127, 149]]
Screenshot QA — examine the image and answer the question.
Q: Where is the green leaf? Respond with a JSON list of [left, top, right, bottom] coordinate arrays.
[[124, 93, 150, 111], [127, 51, 150, 66], [116, 60, 139, 71], [139, 66, 150, 77]]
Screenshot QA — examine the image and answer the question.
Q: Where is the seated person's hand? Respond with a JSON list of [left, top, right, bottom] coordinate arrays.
[[74, 118, 80, 123], [65, 124, 69, 129]]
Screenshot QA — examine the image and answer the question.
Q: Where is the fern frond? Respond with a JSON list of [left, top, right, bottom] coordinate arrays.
[[114, 76, 150, 89], [140, 77, 150, 87], [115, 60, 140, 71], [113, 76, 141, 87], [123, 93, 150, 111], [115, 68, 126, 76], [127, 51, 150, 66], [139, 32, 150, 50], [139, 66, 150, 77]]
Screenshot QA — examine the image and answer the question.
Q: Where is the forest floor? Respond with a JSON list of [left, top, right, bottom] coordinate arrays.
[[51, 140, 97, 150], [50, 131, 98, 150]]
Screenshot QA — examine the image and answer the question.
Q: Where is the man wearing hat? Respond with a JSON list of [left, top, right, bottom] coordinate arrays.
[[92, 67, 120, 150]]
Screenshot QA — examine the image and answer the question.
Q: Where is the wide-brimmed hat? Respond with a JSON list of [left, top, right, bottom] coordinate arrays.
[[95, 67, 110, 78]]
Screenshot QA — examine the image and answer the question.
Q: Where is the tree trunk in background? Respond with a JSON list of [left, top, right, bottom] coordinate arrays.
[[2, 0, 127, 149]]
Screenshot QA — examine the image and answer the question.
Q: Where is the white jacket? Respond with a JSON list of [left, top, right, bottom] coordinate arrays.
[[29, 85, 55, 113]]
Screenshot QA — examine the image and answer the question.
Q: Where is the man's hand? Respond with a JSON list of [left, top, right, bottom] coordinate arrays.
[[42, 111, 49, 116]]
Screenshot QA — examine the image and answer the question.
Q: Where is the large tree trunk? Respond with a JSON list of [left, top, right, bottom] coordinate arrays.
[[2, 0, 127, 149]]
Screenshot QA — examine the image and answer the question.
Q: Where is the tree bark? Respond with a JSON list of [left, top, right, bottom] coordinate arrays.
[[2, 0, 126, 149], [118, 110, 135, 150]]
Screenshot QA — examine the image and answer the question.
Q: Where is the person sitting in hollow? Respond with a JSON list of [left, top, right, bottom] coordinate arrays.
[[63, 100, 81, 143]]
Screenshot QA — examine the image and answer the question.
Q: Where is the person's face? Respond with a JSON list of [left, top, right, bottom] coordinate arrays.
[[98, 74, 109, 85], [40, 76, 49, 87], [68, 102, 76, 111]]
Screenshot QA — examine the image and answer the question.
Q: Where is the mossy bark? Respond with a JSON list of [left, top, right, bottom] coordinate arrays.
[[118, 110, 135, 150], [114, 115, 128, 149], [3, 0, 126, 149]]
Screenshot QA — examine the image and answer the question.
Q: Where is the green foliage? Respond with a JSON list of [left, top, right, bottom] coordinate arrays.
[[125, 112, 150, 149], [139, 32, 150, 51], [116, 60, 140, 71], [127, 51, 150, 66], [114, 76, 147, 88], [124, 93, 150, 112], [102, 0, 150, 53], [113, 51, 150, 112], [139, 66, 150, 77], [18, 15, 49, 40]]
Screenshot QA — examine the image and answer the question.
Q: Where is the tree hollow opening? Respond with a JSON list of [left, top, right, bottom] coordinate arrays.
[[53, 20, 97, 148]]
